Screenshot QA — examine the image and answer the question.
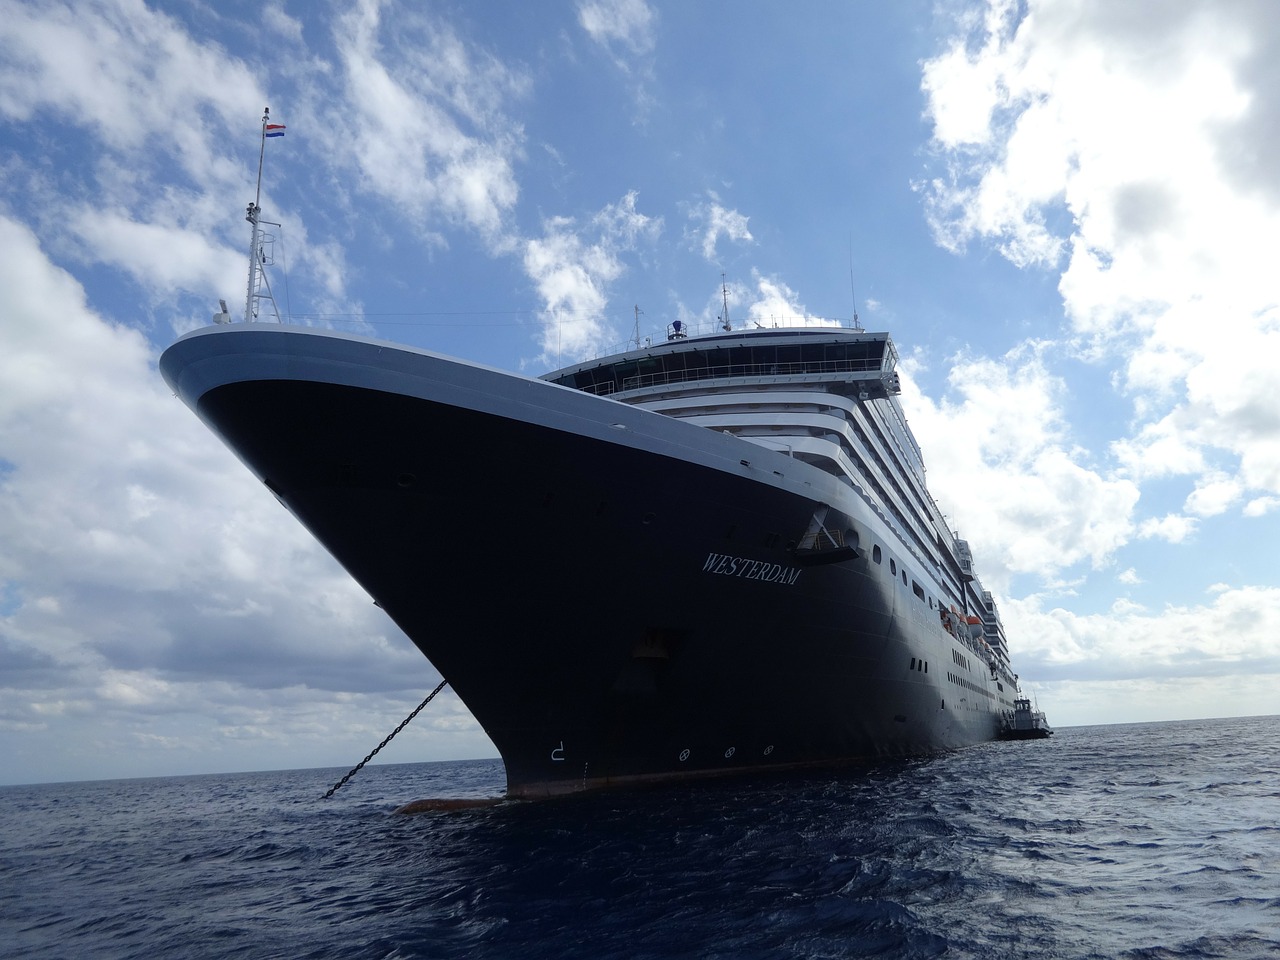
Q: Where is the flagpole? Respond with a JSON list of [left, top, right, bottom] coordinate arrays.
[[254, 106, 270, 210], [245, 107, 269, 322]]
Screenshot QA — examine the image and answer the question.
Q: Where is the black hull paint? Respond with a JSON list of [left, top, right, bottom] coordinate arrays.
[[163, 327, 1013, 797]]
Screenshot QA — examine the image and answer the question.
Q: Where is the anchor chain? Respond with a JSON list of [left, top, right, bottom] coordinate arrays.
[[321, 678, 449, 799]]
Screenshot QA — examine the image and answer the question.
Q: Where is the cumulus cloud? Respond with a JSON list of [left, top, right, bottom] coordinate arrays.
[[918, 0, 1280, 724], [1009, 584, 1280, 680], [901, 343, 1139, 588], [920, 0, 1280, 518], [1136, 514, 1197, 544], [0, 0, 370, 332], [0, 214, 488, 782], [524, 191, 661, 363]]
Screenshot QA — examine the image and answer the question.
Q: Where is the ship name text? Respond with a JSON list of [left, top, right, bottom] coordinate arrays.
[[702, 552, 802, 586]]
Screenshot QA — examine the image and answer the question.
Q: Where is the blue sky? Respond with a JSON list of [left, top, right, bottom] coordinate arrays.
[[2, 0, 1278, 786]]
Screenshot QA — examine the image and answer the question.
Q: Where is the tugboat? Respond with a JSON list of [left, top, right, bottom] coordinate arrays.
[[1000, 697, 1054, 740]]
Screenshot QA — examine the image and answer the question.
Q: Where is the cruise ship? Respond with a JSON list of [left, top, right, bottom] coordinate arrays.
[[160, 313, 1039, 797]]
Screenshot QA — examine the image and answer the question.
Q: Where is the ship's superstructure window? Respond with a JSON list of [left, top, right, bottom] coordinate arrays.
[[545, 332, 896, 397]]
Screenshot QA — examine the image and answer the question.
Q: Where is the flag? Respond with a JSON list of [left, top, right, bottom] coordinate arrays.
[[265, 123, 286, 138]]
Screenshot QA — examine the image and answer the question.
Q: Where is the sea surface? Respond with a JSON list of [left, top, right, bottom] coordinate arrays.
[[2, 715, 1277, 959]]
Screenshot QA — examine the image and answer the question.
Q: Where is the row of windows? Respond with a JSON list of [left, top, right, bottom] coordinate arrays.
[[946, 671, 995, 701], [909, 657, 928, 674], [951, 649, 971, 672]]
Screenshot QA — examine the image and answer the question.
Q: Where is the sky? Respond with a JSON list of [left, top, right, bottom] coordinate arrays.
[[2, 0, 1278, 786]]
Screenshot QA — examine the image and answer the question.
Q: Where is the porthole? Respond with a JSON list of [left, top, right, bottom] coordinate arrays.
[[873, 545, 882, 564], [890, 559, 897, 575]]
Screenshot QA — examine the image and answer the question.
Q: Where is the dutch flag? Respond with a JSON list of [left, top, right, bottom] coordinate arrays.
[[265, 123, 286, 138]]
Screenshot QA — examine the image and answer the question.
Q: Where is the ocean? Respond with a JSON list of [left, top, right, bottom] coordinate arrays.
[[2, 715, 1276, 959]]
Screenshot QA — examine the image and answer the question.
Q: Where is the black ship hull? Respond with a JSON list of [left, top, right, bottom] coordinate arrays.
[[162, 326, 1013, 797]]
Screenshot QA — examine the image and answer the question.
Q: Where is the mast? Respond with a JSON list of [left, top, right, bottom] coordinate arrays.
[[719, 273, 732, 332], [244, 108, 267, 323], [243, 106, 284, 323]]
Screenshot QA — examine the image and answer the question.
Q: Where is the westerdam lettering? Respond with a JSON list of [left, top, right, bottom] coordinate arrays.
[[702, 552, 802, 586]]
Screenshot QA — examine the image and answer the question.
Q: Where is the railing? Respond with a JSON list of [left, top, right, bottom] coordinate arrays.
[[618, 357, 884, 394], [795, 527, 845, 552]]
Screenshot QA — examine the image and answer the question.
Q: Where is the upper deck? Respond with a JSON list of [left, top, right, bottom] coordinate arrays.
[[543, 328, 902, 402]]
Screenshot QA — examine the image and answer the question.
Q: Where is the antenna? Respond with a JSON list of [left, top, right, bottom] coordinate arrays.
[[633, 304, 644, 350], [719, 273, 732, 332], [848, 237, 861, 331]]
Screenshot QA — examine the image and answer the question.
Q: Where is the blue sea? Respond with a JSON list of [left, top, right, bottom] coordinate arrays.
[[3, 715, 1277, 959]]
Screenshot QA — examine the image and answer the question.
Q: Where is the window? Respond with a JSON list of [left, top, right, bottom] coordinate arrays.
[[873, 545, 882, 564], [889, 558, 896, 575]]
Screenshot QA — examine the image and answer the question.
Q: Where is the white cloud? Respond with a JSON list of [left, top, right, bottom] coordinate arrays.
[[742, 274, 838, 330], [329, 0, 528, 247], [1184, 472, 1243, 518], [0, 0, 262, 184], [1008, 584, 1280, 679], [578, 0, 656, 57], [902, 344, 1138, 587], [262, 1, 304, 42], [576, 0, 657, 117], [1244, 496, 1280, 518], [524, 191, 661, 363], [70, 207, 244, 302], [921, 0, 1280, 520], [0, 213, 470, 783], [1136, 513, 1197, 544], [684, 193, 754, 261]]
